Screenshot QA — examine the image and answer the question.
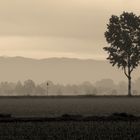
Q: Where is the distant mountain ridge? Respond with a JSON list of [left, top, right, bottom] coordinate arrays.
[[0, 56, 139, 84]]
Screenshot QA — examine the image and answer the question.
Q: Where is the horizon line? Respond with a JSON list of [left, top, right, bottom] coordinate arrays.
[[0, 55, 106, 61]]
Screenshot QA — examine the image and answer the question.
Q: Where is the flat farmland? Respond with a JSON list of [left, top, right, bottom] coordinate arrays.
[[0, 96, 140, 139], [0, 96, 139, 117]]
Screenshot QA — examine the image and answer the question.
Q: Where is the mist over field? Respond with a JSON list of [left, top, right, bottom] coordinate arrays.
[[0, 56, 139, 96]]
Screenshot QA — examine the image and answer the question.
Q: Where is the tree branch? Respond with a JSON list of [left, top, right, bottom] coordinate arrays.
[[123, 67, 129, 78], [130, 67, 134, 73]]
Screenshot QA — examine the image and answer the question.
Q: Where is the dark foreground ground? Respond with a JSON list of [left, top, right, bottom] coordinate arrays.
[[0, 121, 139, 140], [0, 96, 140, 139]]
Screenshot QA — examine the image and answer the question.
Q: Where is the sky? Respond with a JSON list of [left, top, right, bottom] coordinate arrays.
[[0, 0, 139, 60]]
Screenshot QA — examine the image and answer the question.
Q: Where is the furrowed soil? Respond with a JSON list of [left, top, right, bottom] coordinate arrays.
[[0, 121, 139, 140]]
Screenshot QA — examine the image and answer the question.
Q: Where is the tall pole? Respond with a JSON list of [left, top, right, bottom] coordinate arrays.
[[46, 82, 49, 96]]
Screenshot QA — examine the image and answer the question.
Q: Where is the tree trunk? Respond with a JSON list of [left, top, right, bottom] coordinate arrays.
[[128, 55, 132, 97], [128, 76, 131, 96]]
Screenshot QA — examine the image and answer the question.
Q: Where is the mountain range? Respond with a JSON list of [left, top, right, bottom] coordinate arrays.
[[0, 56, 139, 84]]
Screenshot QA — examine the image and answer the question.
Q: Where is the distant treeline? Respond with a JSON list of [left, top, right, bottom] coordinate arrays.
[[0, 78, 140, 96]]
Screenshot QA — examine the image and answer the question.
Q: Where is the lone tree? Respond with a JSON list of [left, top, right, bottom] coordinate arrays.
[[104, 12, 140, 96]]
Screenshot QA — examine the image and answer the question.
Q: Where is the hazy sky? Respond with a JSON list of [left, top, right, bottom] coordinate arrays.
[[0, 0, 139, 60]]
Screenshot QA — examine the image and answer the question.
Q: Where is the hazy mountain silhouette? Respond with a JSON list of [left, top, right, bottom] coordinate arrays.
[[0, 56, 139, 84]]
